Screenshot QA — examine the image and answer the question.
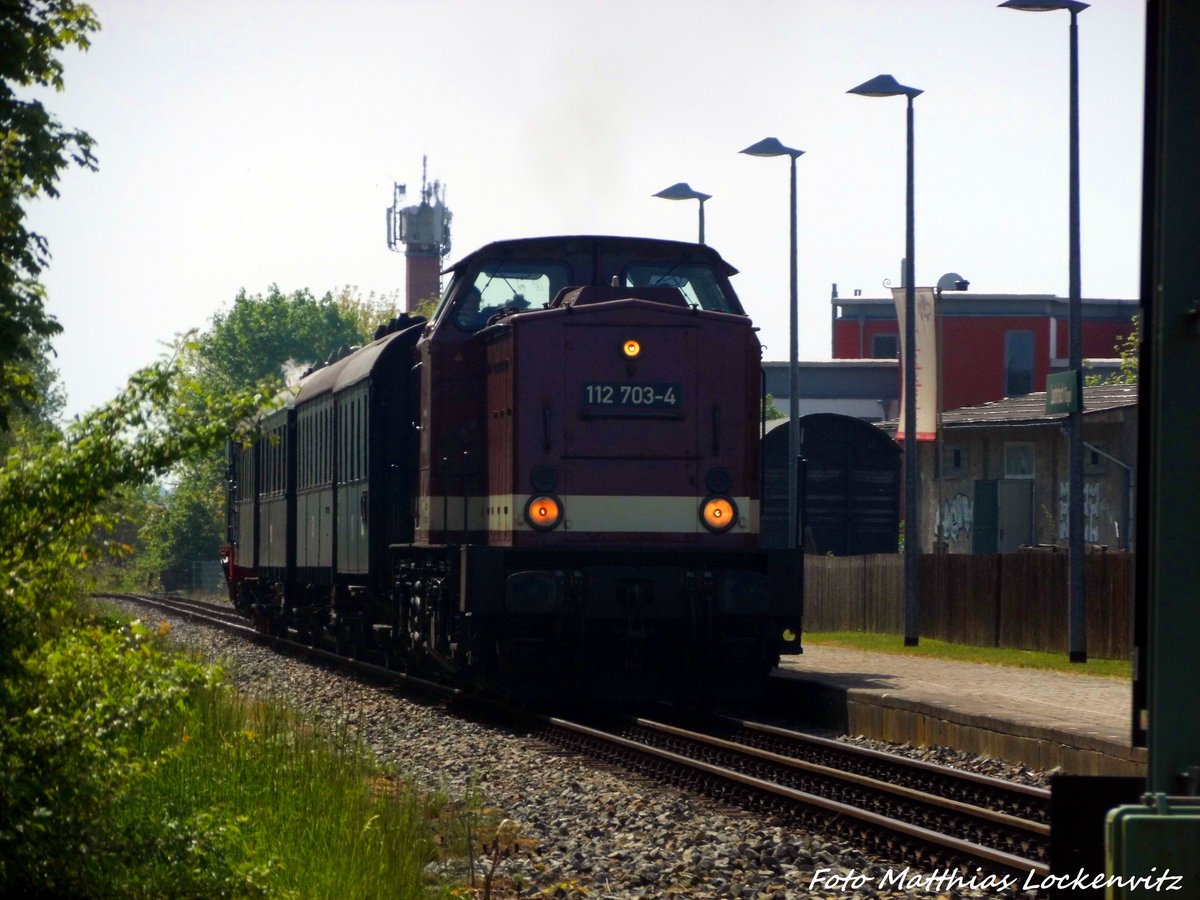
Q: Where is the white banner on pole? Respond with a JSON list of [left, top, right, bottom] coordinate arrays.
[[891, 286, 938, 442]]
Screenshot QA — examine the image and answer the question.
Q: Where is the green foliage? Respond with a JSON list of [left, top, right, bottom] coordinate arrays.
[[411, 293, 440, 321], [803, 631, 1131, 678], [196, 285, 363, 391], [125, 286, 368, 590], [763, 392, 784, 420], [0, 0, 99, 430], [100, 678, 440, 898], [1085, 314, 1139, 386], [1, 616, 216, 892], [0, 349, 275, 892], [134, 456, 224, 591], [335, 283, 407, 342]]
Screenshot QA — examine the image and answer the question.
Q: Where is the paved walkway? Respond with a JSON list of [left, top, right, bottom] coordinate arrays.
[[773, 644, 1142, 774]]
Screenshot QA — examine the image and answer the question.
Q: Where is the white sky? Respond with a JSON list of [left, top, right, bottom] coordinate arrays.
[[27, 0, 1146, 420]]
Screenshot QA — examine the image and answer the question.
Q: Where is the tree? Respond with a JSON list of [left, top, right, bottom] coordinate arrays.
[[0, 1, 99, 430], [193, 285, 363, 390], [128, 286, 367, 587], [0, 346, 273, 891], [0, 335, 67, 454], [763, 393, 785, 420], [135, 456, 224, 591], [1085, 315, 1139, 386], [334, 284, 404, 341]]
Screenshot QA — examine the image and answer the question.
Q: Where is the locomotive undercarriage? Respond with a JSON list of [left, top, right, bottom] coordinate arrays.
[[395, 544, 786, 703], [232, 546, 786, 704]]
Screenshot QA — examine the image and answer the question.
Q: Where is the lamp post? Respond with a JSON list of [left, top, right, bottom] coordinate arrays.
[[740, 138, 804, 550], [652, 182, 712, 244], [848, 74, 923, 647], [1000, 0, 1088, 663]]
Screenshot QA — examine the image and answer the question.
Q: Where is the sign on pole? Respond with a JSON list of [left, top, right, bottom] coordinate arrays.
[[1046, 370, 1082, 414], [891, 286, 938, 441]]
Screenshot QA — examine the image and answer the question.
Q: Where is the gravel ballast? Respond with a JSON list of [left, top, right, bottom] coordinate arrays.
[[109, 600, 1047, 899]]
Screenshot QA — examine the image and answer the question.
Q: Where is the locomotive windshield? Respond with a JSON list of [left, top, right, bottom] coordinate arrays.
[[455, 260, 572, 332], [623, 263, 740, 315]]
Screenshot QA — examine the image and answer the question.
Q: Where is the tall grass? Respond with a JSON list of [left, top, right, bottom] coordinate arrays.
[[105, 679, 445, 898], [803, 631, 1131, 679]]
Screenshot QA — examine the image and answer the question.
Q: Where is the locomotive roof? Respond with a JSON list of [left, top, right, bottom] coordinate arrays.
[[442, 235, 739, 278], [294, 322, 421, 404]]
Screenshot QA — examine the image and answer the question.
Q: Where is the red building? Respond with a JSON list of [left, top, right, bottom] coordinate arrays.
[[831, 291, 1138, 412]]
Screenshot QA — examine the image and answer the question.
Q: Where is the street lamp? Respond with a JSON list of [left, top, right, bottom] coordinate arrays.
[[999, 0, 1088, 663], [848, 74, 923, 647], [652, 182, 712, 244], [740, 137, 804, 551]]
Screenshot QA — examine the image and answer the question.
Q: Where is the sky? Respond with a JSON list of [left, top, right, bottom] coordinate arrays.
[[26, 0, 1147, 421]]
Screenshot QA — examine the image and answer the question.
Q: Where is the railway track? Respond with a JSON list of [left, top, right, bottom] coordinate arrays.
[[104, 591, 1050, 880], [533, 714, 1049, 878]]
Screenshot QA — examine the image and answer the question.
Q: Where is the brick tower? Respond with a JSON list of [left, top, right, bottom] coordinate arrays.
[[386, 157, 452, 313]]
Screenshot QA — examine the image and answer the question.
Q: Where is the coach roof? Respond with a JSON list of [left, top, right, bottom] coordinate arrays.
[[294, 321, 422, 404]]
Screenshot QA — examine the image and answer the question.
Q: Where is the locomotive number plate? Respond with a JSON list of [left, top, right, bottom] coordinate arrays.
[[582, 382, 682, 409]]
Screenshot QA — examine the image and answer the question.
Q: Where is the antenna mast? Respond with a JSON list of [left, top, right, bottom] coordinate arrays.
[[386, 155, 452, 311]]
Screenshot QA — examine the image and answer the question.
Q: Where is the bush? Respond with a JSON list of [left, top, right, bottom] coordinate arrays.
[[0, 613, 216, 892], [0, 351, 273, 893]]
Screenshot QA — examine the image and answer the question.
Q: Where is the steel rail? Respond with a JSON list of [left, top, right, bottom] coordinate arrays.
[[546, 715, 1049, 878], [726, 713, 1051, 804], [635, 717, 1049, 837], [104, 592, 1049, 878], [549, 715, 1046, 878]]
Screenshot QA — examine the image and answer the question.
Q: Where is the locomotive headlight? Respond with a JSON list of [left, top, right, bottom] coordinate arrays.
[[700, 495, 738, 533], [622, 338, 641, 359], [525, 494, 563, 530]]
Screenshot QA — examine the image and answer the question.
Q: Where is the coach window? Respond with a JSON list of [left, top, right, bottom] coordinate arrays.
[[349, 400, 356, 482], [623, 263, 741, 315], [360, 395, 368, 479], [324, 405, 332, 484], [455, 262, 571, 332]]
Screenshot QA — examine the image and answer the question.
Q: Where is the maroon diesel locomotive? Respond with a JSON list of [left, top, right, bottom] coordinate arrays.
[[223, 235, 801, 702]]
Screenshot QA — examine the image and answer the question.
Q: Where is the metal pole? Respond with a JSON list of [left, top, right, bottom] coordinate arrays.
[[904, 94, 919, 646], [1138, 0, 1200, 794], [788, 154, 800, 551], [698, 198, 706, 245], [1067, 7, 1087, 662]]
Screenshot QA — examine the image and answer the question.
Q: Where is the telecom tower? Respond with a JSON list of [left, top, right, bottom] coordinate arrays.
[[386, 157, 452, 312]]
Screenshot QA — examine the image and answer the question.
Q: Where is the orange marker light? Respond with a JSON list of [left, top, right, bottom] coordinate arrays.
[[526, 494, 563, 530], [700, 496, 738, 532], [622, 339, 641, 358]]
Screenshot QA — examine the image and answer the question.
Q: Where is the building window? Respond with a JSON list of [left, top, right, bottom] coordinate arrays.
[[872, 333, 899, 359], [942, 445, 968, 478], [1004, 442, 1035, 480], [1085, 442, 1109, 475], [1005, 330, 1034, 396]]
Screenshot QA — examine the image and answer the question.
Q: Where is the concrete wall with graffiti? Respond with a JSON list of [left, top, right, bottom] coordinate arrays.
[[916, 403, 1137, 553]]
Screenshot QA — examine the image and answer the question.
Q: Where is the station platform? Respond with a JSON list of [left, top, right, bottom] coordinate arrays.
[[771, 644, 1146, 777]]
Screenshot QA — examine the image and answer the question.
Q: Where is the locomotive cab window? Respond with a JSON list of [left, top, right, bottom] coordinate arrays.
[[454, 261, 571, 332], [623, 263, 740, 315]]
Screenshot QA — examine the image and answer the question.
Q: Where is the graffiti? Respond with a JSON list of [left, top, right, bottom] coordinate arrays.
[[1057, 481, 1101, 543], [937, 492, 974, 543]]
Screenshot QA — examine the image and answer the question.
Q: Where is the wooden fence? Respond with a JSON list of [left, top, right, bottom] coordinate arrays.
[[802, 551, 1134, 659]]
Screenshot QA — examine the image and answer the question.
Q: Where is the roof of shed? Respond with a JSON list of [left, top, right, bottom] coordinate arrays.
[[940, 383, 1138, 427]]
